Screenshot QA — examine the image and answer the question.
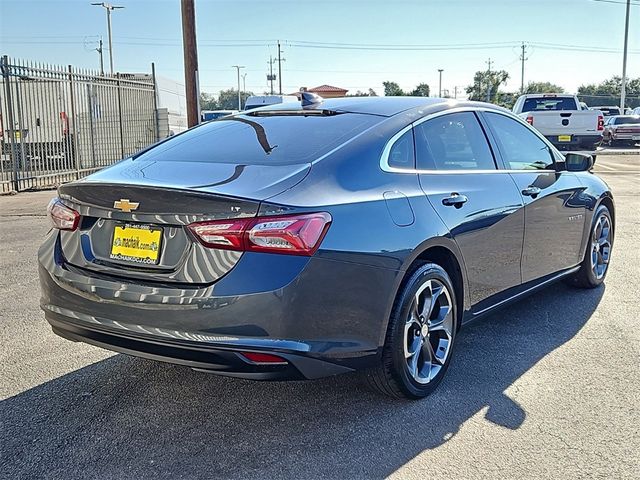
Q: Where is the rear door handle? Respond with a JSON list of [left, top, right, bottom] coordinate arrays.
[[442, 193, 468, 208], [521, 186, 541, 197]]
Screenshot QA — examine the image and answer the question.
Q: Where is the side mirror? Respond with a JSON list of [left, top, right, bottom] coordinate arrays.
[[564, 152, 594, 172]]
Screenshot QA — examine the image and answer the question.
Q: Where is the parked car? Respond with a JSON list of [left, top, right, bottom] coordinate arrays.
[[201, 110, 238, 122], [592, 106, 622, 117], [602, 115, 640, 147], [243, 95, 299, 110], [39, 97, 614, 399], [513, 94, 603, 150], [631, 107, 640, 115]]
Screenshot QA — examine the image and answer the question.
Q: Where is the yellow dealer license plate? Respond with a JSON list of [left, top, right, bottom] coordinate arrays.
[[558, 135, 572, 142], [110, 224, 162, 265]]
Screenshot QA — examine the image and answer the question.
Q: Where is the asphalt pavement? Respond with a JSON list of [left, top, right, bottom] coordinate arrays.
[[1, 154, 639, 479]]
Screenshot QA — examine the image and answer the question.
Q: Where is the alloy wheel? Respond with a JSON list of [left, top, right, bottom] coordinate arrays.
[[591, 213, 612, 280], [404, 279, 454, 384]]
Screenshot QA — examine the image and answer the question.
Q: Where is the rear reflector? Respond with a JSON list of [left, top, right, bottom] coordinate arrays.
[[239, 352, 288, 364], [47, 198, 80, 231], [188, 212, 332, 256]]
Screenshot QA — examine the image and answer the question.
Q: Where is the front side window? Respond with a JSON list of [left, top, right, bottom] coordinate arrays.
[[484, 112, 554, 170], [414, 112, 496, 171]]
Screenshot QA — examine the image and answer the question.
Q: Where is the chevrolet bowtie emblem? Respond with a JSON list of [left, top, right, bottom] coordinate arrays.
[[113, 199, 139, 212]]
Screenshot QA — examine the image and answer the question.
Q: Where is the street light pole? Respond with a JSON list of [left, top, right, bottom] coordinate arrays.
[[233, 65, 245, 110], [91, 3, 124, 75], [242, 73, 247, 94], [620, 0, 631, 111], [438, 69, 444, 97]]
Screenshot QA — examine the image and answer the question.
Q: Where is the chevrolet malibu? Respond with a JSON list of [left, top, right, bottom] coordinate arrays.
[[39, 96, 614, 399]]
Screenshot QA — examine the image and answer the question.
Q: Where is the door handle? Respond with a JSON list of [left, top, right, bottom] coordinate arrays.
[[442, 193, 468, 208], [521, 186, 541, 198]]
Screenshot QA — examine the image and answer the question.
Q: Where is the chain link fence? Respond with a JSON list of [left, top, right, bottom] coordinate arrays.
[[1, 56, 160, 193]]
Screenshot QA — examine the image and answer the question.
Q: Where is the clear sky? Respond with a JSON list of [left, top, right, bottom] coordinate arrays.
[[0, 0, 638, 98]]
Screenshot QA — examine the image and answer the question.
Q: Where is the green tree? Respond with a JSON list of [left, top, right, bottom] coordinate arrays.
[[216, 88, 254, 110], [383, 81, 404, 96], [383, 81, 430, 97], [347, 88, 378, 97], [579, 76, 640, 96], [200, 92, 218, 110], [409, 83, 430, 97], [524, 81, 565, 94], [466, 70, 509, 103]]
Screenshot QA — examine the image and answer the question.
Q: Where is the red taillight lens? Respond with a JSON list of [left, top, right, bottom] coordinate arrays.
[[239, 352, 288, 364], [47, 198, 79, 231], [526, 115, 534, 125], [187, 218, 247, 251], [597, 115, 604, 131], [188, 212, 332, 256]]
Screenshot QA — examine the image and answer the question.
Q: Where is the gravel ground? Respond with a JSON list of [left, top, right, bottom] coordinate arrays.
[[1, 154, 638, 479]]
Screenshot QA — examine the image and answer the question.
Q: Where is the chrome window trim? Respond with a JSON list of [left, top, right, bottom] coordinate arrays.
[[379, 106, 561, 174]]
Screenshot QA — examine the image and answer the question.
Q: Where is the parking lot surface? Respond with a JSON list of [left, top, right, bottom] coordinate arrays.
[[1, 154, 639, 479]]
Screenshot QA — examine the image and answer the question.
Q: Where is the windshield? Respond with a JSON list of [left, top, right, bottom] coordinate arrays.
[[522, 97, 578, 112], [614, 116, 640, 124], [134, 112, 381, 165]]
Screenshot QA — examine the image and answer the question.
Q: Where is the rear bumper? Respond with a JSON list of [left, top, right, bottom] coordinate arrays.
[[39, 231, 399, 380], [545, 134, 603, 150]]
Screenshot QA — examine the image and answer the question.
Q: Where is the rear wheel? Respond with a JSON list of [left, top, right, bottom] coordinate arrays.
[[367, 263, 458, 399], [567, 205, 613, 288]]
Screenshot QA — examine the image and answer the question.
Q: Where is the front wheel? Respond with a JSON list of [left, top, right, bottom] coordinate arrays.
[[567, 205, 613, 288], [367, 263, 458, 399]]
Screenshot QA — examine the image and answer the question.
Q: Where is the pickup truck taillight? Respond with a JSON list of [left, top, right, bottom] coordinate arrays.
[[526, 115, 534, 125], [597, 115, 604, 131]]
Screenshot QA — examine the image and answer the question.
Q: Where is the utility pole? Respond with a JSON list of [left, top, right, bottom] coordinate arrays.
[[520, 42, 529, 93], [454, 86, 458, 99], [232, 65, 245, 110], [277, 40, 284, 95], [180, 0, 200, 127], [96, 38, 104, 76], [486, 57, 493, 102], [620, 0, 631, 110], [438, 69, 444, 97], [267, 56, 276, 95], [242, 73, 247, 94], [91, 3, 124, 75]]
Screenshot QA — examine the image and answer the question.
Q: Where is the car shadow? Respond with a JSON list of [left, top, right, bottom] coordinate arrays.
[[1, 282, 604, 479]]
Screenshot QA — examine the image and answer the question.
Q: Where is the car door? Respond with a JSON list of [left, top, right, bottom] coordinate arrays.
[[481, 111, 587, 283], [414, 111, 525, 307]]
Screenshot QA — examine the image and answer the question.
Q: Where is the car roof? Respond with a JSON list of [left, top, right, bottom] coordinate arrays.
[[240, 96, 509, 118]]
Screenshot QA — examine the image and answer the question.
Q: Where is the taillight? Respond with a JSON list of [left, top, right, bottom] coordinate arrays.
[[188, 212, 332, 256], [239, 352, 288, 364], [597, 115, 604, 131], [47, 198, 80, 231], [526, 115, 534, 125]]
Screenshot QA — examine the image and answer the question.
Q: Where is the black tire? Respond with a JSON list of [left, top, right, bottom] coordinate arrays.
[[567, 205, 613, 289], [367, 263, 458, 399]]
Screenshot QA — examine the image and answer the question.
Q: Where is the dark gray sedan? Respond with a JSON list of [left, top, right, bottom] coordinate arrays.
[[39, 96, 614, 399]]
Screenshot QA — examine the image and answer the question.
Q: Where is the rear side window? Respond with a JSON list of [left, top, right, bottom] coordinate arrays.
[[484, 112, 554, 170], [135, 113, 381, 166], [414, 112, 496, 170], [388, 130, 415, 169]]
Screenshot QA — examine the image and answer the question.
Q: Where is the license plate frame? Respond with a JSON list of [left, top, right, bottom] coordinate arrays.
[[110, 223, 163, 265], [558, 135, 572, 142]]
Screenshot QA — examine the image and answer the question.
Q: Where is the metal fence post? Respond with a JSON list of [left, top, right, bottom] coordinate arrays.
[[116, 72, 125, 158], [67, 65, 81, 178], [1, 55, 19, 192], [151, 62, 161, 142]]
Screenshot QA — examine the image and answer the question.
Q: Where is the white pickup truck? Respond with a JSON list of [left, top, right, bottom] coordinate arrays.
[[512, 94, 604, 151]]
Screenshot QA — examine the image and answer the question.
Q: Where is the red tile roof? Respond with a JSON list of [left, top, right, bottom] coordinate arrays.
[[308, 84, 348, 93]]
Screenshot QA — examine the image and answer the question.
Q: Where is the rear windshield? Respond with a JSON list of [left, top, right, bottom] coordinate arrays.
[[135, 112, 381, 165], [522, 97, 578, 112], [614, 116, 640, 124]]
